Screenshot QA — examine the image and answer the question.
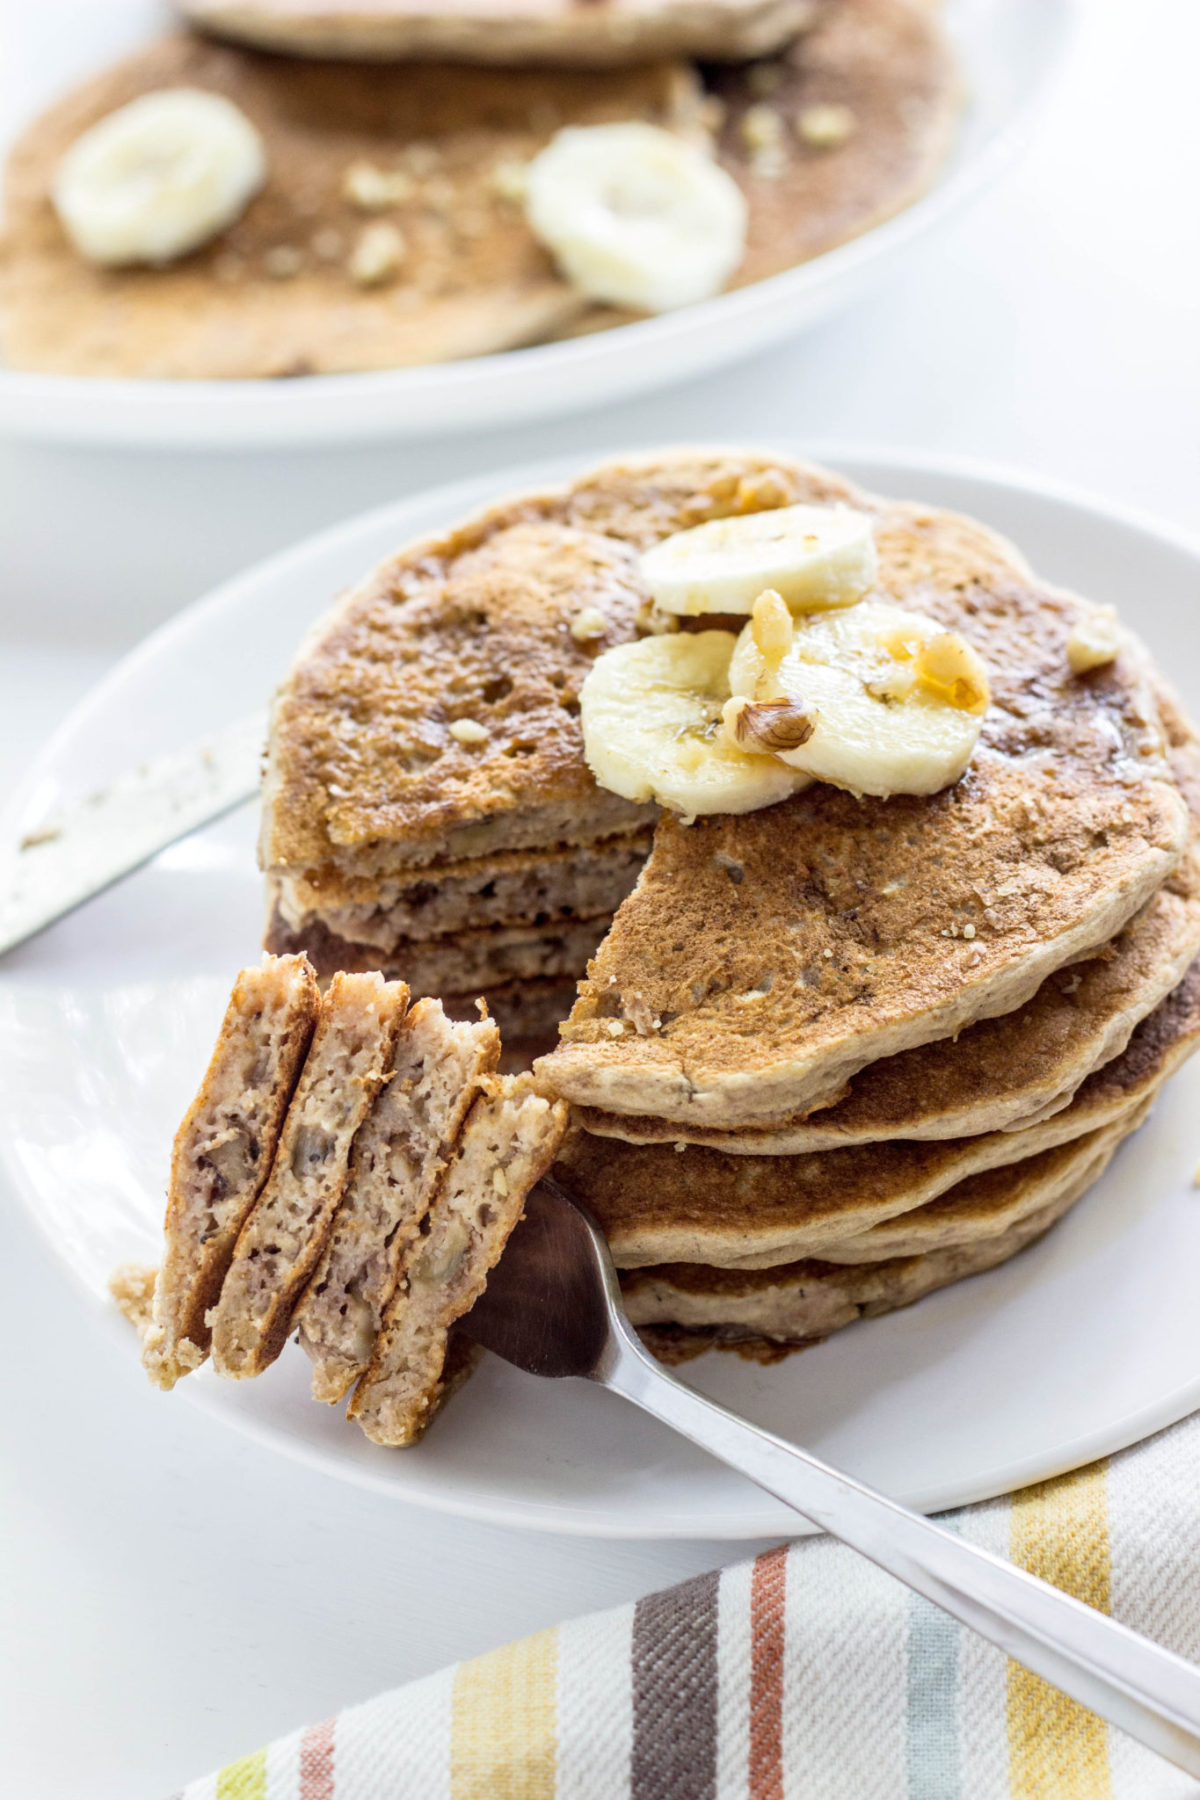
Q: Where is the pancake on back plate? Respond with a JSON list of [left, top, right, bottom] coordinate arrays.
[[1, 0, 958, 378]]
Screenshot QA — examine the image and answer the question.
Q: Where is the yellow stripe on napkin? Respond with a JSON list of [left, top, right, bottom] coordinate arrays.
[[215, 1746, 268, 1800], [1007, 1462, 1113, 1798], [450, 1625, 558, 1800]]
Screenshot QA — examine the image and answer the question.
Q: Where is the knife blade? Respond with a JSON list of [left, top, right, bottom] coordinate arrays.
[[0, 712, 267, 956]]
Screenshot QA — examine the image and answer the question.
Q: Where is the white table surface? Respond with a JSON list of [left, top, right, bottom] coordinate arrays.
[[2, 2, 1199, 1795]]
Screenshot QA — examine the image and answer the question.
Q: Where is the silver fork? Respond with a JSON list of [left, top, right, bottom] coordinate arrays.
[[459, 1177, 1200, 1780]]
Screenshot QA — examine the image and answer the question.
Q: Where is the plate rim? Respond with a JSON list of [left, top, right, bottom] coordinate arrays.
[[6, 436, 1200, 1540], [0, 0, 1079, 447]]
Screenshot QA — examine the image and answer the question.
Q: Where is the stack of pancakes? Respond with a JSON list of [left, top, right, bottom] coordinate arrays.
[[259, 448, 1200, 1360]]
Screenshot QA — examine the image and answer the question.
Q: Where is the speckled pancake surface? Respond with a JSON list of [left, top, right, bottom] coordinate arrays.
[[260, 452, 847, 881], [1, 0, 959, 379], [577, 841, 1200, 1152], [535, 462, 1188, 1128]]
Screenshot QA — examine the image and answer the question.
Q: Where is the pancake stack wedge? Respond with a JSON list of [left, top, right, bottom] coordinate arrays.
[[260, 497, 663, 1050], [130, 953, 566, 1439]]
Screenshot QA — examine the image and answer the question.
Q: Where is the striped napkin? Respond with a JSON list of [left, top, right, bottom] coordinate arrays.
[[177, 1414, 1200, 1800]]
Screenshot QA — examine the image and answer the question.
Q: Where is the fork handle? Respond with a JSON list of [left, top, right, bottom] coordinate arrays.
[[599, 1319, 1200, 1779]]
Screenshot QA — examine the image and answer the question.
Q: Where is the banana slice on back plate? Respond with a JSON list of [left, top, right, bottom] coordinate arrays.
[[53, 88, 266, 267], [640, 503, 878, 616], [524, 123, 748, 314], [580, 630, 808, 819], [729, 599, 990, 798]]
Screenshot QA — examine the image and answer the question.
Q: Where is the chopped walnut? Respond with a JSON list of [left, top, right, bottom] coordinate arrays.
[[726, 694, 817, 756], [490, 158, 530, 203], [750, 588, 794, 658], [343, 160, 415, 210], [1067, 611, 1120, 674], [570, 606, 609, 643], [735, 470, 792, 511], [450, 718, 489, 746], [914, 631, 990, 715], [741, 103, 786, 153], [349, 222, 407, 287], [797, 103, 857, 149]]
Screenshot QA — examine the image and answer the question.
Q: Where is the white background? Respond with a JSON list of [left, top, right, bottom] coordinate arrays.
[[2, 2, 1199, 1795]]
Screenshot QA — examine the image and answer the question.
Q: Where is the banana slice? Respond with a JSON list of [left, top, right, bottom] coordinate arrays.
[[581, 630, 807, 818], [641, 503, 878, 616], [524, 123, 747, 314], [53, 88, 266, 267], [728, 599, 990, 798]]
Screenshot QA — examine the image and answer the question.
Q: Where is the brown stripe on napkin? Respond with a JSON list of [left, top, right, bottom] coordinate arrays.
[[631, 1569, 720, 1800]]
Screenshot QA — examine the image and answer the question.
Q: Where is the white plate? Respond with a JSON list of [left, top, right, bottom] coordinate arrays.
[[0, 0, 1073, 448], [4, 445, 1200, 1541]]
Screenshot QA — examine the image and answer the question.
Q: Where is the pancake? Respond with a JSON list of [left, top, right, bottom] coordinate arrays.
[[273, 833, 653, 947], [295, 996, 500, 1402], [577, 843, 1200, 1151], [141, 951, 319, 1390], [262, 498, 670, 879], [1, 2, 958, 380], [818, 1100, 1153, 1264], [178, 0, 816, 65], [536, 464, 1187, 1128], [266, 886, 613, 993], [209, 970, 409, 1377], [554, 957, 1200, 1268], [0, 35, 698, 378], [347, 1073, 567, 1444], [622, 1120, 1131, 1350]]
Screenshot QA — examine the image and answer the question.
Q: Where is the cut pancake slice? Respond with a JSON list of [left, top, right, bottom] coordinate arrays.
[[577, 848, 1200, 1152], [142, 952, 319, 1391], [556, 956, 1200, 1269], [623, 1110, 1138, 1351], [348, 1075, 567, 1446], [210, 971, 409, 1378], [295, 998, 501, 1403]]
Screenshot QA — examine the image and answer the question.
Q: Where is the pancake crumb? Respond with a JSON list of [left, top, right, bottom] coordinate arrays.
[[109, 1262, 158, 1335]]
